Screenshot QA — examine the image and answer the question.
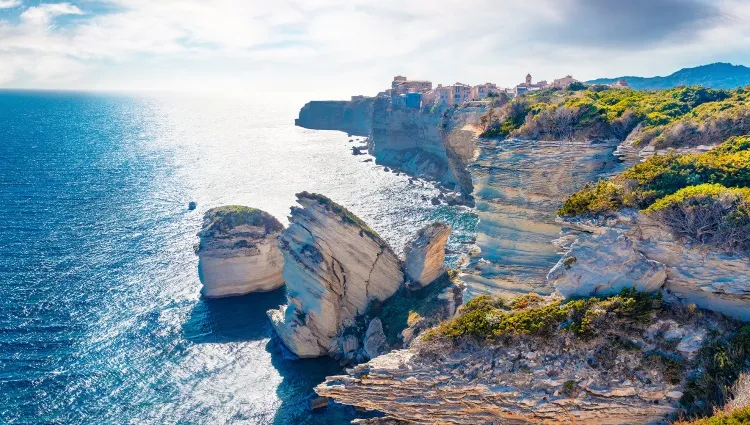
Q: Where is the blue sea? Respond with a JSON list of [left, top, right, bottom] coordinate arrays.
[[0, 91, 476, 424]]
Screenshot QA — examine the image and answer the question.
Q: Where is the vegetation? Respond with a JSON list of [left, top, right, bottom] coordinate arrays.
[[672, 406, 750, 425], [201, 205, 283, 234], [558, 136, 750, 253], [680, 325, 750, 417], [427, 288, 661, 342], [480, 85, 750, 148]]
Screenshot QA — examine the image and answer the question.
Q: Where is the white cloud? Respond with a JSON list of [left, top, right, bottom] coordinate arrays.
[[0, 0, 21, 9], [0, 0, 749, 94]]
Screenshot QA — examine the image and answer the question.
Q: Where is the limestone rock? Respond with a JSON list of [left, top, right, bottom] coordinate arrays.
[[404, 222, 452, 288], [558, 211, 750, 321], [196, 206, 284, 297], [268, 193, 404, 358], [363, 318, 389, 360], [548, 229, 667, 298]]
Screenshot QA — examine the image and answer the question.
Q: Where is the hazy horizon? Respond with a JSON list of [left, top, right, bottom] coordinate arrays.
[[1, 0, 750, 101]]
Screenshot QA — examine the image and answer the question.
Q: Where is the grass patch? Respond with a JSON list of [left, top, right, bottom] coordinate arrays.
[[672, 406, 750, 425], [296, 192, 387, 246]]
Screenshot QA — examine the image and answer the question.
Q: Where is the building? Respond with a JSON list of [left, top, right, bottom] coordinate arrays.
[[552, 75, 579, 88], [514, 73, 549, 94], [610, 79, 630, 89], [390, 76, 433, 103], [471, 82, 500, 100], [405, 92, 423, 109], [450, 82, 472, 104]]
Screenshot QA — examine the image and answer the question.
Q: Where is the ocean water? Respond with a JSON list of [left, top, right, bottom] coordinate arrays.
[[0, 91, 476, 424]]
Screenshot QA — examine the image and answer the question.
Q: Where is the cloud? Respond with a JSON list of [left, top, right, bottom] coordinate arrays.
[[538, 0, 722, 47], [0, 0, 749, 93], [0, 0, 21, 9], [20, 3, 84, 27]]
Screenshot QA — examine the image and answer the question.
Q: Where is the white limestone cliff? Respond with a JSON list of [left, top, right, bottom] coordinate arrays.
[[551, 210, 750, 321], [403, 222, 452, 288], [196, 206, 285, 298], [268, 193, 404, 358]]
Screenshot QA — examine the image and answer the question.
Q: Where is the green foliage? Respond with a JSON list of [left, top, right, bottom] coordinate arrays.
[[681, 325, 750, 417], [479, 84, 750, 146], [201, 205, 283, 234], [559, 136, 750, 217], [436, 289, 661, 342], [672, 406, 750, 425]]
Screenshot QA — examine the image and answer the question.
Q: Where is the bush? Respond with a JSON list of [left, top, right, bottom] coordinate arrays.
[[559, 135, 750, 223], [646, 184, 750, 252], [671, 406, 750, 425], [435, 289, 660, 342]]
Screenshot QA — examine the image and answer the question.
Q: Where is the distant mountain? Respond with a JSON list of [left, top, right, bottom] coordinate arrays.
[[587, 62, 750, 90]]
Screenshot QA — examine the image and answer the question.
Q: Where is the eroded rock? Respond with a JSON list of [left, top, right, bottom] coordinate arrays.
[[404, 222, 452, 288], [268, 192, 404, 358], [196, 206, 284, 297], [548, 229, 667, 298]]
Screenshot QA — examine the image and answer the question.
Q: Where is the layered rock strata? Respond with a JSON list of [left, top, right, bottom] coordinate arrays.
[[196, 206, 285, 297], [403, 222, 452, 288], [268, 193, 405, 358], [295, 98, 374, 136], [552, 210, 750, 321], [317, 308, 726, 425], [465, 138, 629, 298]]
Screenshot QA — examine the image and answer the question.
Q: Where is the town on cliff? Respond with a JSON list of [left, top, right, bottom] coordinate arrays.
[[196, 69, 750, 425]]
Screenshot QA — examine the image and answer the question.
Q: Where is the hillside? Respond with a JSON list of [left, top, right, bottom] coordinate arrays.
[[588, 63, 750, 90]]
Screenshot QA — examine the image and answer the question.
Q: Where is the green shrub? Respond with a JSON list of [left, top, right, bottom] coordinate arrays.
[[671, 406, 750, 425], [559, 136, 750, 220]]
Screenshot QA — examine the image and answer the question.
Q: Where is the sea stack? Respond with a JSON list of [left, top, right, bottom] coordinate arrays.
[[268, 192, 404, 358], [196, 206, 285, 297], [404, 222, 452, 288]]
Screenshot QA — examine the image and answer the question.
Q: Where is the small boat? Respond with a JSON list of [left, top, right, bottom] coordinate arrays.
[[188, 201, 197, 210]]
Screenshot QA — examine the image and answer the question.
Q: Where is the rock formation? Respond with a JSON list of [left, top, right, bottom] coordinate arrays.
[[553, 210, 750, 321], [267, 192, 404, 358], [196, 206, 285, 297], [295, 98, 373, 136], [548, 229, 667, 298], [403, 222, 452, 288], [369, 97, 484, 196], [316, 299, 740, 425], [465, 137, 629, 298]]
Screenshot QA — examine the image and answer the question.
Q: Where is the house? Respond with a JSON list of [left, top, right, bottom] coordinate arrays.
[[552, 75, 579, 88], [471, 83, 500, 100], [450, 82, 472, 104], [514, 73, 549, 94], [391, 76, 433, 103]]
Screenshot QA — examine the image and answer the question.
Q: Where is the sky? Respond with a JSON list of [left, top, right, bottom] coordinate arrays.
[[1, 0, 749, 100]]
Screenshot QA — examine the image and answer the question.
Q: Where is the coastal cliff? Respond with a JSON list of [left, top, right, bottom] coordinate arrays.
[[317, 291, 748, 424], [268, 192, 405, 358], [295, 98, 374, 136], [550, 211, 750, 321], [370, 97, 484, 196], [464, 138, 629, 298], [196, 206, 285, 297]]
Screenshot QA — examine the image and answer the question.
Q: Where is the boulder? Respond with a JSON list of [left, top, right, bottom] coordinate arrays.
[[548, 229, 667, 298], [403, 222, 452, 288], [268, 192, 404, 358], [196, 206, 284, 297], [363, 318, 389, 360]]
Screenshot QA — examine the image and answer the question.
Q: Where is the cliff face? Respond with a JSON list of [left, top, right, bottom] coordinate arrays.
[[317, 303, 728, 425], [464, 138, 627, 298], [370, 98, 484, 195], [267, 193, 404, 358], [550, 211, 750, 321], [196, 206, 285, 297], [295, 98, 374, 136]]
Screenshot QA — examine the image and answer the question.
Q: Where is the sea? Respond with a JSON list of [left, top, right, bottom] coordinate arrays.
[[0, 90, 477, 425]]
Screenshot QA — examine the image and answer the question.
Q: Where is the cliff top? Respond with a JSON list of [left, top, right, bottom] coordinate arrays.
[[201, 205, 284, 235], [295, 192, 388, 247]]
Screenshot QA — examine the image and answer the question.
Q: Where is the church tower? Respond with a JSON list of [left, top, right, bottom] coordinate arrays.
[[525, 73, 532, 85]]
